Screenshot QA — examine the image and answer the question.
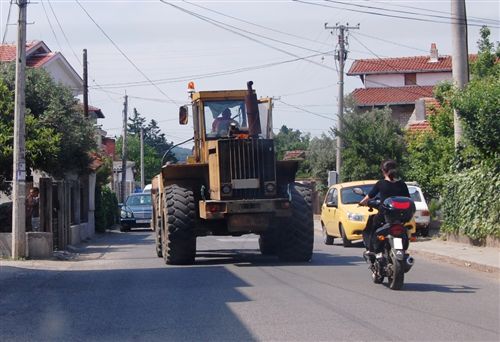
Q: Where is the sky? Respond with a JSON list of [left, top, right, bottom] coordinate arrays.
[[0, 0, 498, 147]]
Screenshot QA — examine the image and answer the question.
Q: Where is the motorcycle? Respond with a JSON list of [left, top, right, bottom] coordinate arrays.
[[353, 188, 416, 290]]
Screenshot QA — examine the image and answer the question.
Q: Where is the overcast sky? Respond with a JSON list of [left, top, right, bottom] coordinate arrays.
[[1, 0, 498, 145]]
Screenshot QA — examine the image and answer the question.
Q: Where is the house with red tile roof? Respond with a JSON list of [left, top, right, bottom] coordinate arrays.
[[0, 41, 83, 95], [347, 44, 453, 128]]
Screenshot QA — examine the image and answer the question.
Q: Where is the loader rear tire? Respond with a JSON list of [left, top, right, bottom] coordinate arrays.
[[259, 227, 279, 255], [277, 183, 314, 262], [162, 185, 196, 265]]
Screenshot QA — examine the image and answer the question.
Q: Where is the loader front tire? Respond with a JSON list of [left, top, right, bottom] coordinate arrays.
[[277, 183, 314, 262], [162, 185, 196, 265]]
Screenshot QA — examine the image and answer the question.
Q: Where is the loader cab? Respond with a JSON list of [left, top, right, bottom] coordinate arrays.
[[182, 89, 273, 163]]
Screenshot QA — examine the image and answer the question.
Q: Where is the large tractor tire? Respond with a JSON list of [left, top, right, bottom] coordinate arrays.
[[277, 183, 314, 262], [162, 185, 196, 265], [155, 219, 163, 258], [258, 226, 279, 255]]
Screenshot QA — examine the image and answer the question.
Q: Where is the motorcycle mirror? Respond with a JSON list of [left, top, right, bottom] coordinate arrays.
[[353, 187, 365, 196]]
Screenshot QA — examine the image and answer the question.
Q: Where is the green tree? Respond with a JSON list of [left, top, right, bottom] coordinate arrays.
[[274, 125, 310, 160], [336, 107, 406, 181], [116, 134, 162, 184], [308, 132, 336, 185], [470, 26, 500, 79]]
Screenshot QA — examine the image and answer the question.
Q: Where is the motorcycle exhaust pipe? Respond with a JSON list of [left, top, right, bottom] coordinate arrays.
[[404, 256, 414, 273]]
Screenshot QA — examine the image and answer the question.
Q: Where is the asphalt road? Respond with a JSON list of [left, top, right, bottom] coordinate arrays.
[[1, 229, 499, 342]]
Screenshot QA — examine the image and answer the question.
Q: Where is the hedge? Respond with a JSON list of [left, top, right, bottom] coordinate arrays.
[[441, 163, 500, 240], [95, 187, 119, 233]]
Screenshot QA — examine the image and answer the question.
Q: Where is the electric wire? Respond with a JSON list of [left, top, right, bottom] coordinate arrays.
[[1, 0, 13, 44], [326, 0, 498, 26], [365, 0, 499, 25], [352, 31, 428, 54], [76, 0, 178, 105], [89, 50, 332, 89], [40, 0, 63, 52], [46, 0, 118, 103], [159, 1, 335, 72], [182, 0, 331, 47], [276, 99, 337, 121], [293, 0, 498, 28]]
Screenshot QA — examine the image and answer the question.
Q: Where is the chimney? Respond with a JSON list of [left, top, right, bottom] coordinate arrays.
[[429, 43, 439, 63]]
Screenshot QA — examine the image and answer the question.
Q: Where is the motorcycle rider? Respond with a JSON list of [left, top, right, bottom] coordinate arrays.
[[359, 160, 410, 261]]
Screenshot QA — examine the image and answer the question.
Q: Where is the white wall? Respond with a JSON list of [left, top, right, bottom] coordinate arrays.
[[365, 74, 404, 88], [43, 58, 82, 96], [416, 72, 452, 86]]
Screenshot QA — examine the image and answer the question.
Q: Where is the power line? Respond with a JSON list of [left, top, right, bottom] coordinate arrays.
[[182, 0, 331, 48], [326, 0, 498, 26], [293, 0, 498, 28], [2, 1, 14, 44], [276, 99, 337, 121], [351, 31, 428, 54], [159, 1, 335, 72], [75, 0, 178, 105], [40, 0, 63, 51], [46, 0, 118, 103], [366, 0, 499, 25], [90, 50, 332, 89]]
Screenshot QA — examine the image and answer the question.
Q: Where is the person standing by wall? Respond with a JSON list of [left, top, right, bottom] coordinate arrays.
[[26, 187, 40, 232]]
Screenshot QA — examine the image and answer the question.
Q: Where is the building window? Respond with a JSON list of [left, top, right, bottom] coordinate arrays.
[[405, 73, 417, 85]]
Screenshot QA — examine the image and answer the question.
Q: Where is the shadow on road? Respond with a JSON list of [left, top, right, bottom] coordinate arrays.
[[402, 282, 479, 293], [0, 265, 256, 341], [194, 249, 364, 268]]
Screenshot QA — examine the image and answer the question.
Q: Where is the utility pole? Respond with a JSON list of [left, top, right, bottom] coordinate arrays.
[[140, 124, 145, 190], [121, 95, 128, 203], [83, 49, 89, 118], [325, 23, 359, 182], [11, 0, 28, 258], [451, 0, 468, 147]]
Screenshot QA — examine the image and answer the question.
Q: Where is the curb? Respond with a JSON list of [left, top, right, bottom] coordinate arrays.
[[409, 248, 499, 274]]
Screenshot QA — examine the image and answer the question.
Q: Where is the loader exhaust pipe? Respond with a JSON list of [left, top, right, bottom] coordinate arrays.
[[245, 81, 261, 138]]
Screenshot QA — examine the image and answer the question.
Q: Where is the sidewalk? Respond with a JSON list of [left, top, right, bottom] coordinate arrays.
[[314, 217, 500, 273], [410, 238, 500, 273]]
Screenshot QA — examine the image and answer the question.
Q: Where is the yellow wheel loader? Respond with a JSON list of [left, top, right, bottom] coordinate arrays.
[[151, 81, 313, 265]]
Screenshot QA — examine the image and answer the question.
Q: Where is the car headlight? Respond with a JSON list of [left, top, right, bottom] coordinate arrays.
[[121, 208, 133, 218], [347, 212, 364, 221]]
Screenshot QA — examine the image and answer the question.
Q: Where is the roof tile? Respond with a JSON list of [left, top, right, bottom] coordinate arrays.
[[352, 86, 434, 106]]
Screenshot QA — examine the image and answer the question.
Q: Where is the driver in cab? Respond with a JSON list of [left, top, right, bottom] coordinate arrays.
[[212, 108, 238, 135]]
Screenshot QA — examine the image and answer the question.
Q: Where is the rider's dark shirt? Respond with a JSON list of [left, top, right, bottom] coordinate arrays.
[[368, 179, 410, 203]]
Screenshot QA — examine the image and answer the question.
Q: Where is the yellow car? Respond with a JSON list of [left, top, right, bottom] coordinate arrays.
[[320, 180, 416, 247]]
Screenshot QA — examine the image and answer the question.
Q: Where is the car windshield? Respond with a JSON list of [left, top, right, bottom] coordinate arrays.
[[126, 194, 151, 206], [341, 185, 375, 204], [408, 187, 422, 202]]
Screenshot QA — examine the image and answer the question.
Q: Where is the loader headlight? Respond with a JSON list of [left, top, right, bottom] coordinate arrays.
[[265, 182, 276, 194], [347, 212, 364, 222], [221, 183, 232, 195]]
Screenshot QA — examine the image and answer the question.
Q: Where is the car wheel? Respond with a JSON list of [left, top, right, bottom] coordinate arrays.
[[322, 224, 334, 245], [340, 224, 352, 247], [421, 225, 430, 237]]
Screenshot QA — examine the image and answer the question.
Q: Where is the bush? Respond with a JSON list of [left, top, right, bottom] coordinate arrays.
[[95, 187, 119, 233], [441, 163, 500, 240]]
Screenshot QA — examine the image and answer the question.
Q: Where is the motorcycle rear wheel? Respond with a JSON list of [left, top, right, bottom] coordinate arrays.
[[388, 258, 405, 290]]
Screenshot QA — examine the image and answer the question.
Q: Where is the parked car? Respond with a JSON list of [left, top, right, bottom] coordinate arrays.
[[407, 183, 431, 236], [321, 180, 416, 247], [120, 192, 152, 232]]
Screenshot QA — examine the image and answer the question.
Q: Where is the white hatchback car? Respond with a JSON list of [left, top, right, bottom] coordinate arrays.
[[407, 183, 431, 236]]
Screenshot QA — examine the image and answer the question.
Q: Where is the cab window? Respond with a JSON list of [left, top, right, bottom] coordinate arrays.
[[204, 100, 246, 138]]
